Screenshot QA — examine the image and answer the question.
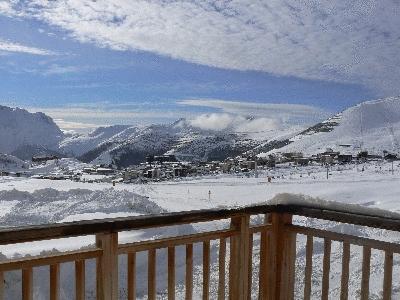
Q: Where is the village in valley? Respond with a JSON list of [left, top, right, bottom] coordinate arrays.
[[2, 146, 398, 185]]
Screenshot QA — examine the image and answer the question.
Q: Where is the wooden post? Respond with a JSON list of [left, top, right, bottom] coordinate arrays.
[[75, 260, 86, 300], [258, 215, 268, 300], [218, 238, 226, 300], [96, 232, 118, 300], [168, 247, 176, 300], [50, 264, 60, 300], [265, 213, 296, 300], [185, 244, 193, 300], [0, 271, 4, 300], [148, 249, 156, 300], [229, 215, 250, 300], [22, 268, 33, 300]]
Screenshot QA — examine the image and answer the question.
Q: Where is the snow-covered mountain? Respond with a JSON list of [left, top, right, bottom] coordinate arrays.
[[61, 119, 261, 167], [0, 153, 29, 172], [0, 105, 64, 159], [259, 96, 400, 156], [4, 96, 400, 167]]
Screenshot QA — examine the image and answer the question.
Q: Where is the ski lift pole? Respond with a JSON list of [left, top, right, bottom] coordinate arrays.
[[326, 164, 329, 180]]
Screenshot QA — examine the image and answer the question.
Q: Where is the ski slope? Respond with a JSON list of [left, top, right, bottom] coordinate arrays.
[[263, 97, 400, 156], [0, 161, 400, 298]]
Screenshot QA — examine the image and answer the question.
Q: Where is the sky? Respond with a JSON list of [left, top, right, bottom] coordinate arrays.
[[0, 1, 399, 133]]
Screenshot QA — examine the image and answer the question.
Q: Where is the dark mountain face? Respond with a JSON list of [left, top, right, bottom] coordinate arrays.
[[65, 121, 263, 168]]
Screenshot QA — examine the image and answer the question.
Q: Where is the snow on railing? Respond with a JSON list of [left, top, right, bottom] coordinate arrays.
[[0, 195, 400, 299]]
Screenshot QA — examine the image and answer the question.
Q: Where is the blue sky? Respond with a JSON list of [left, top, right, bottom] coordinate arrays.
[[1, 1, 399, 132]]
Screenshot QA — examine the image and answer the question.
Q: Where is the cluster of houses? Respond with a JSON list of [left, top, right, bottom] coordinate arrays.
[[272, 148, 398, 166], [120, 154, 274, 182], [2, 148, 398, 183], [120, 148, 399, 183]]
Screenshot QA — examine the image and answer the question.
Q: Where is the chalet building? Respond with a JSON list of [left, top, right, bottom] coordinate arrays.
[[282, 152, 303, 161], [338, 154, 353, 164], [384, 153, 398, 160], [96, 168, 115, 175], [320, 155, 334, 164], [294, 157, 310, 166], [145, 168, 161, 179], [32, 154, 59, 163]]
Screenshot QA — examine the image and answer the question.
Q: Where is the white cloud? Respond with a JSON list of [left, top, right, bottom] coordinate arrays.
[[190, 113, 238, 131], [179, 99, 328, 125], [189, 113, 279, 133], [51, 118, 100, 134], [183, 99, 328, 139], [25, 105, 195, 133], [0, 39, 55, 55], [2, 1, 400, 93], [44, 64, 81, 75], [23, 98, 327, 138]]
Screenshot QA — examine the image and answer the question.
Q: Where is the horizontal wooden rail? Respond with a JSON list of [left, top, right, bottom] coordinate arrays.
[[0, 248, 102, 272], [118, 229, 238, 254], [288, 224, 400, 253], [2, 197, 400, 245], [1, 198, 400, 300]]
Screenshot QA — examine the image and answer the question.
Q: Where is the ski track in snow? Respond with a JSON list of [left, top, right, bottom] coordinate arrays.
[[1, 161, 400, 298]]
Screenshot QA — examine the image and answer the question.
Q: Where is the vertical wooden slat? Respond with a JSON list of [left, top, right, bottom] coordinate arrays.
[[248, 233, 254, 298], [282, 228, 297, 300], [229, 215, 250, 300], [321, 239, 331, 300], [75, 260, 85, 300], [360, 246, 371, 300], [168, 247, 176, 300], [50, 264, 60, 300], [383, 251, 393, 300], [185, 244, 193, 300], [127, 253, 136, 300], [148, 249, 156, 300], [229, 232, 238, 299], [0, 271, 4, 300], [229, 233, 237, 299], [303, 235, 313, 300], [265, 213, 294, 300], [340, 242, 350, 300], [258, 215, 268, 300], [218, 238, 226, 300], [96, 232, 118, 300], [22, 268, 33, 300], [203, 241, 210, 300]]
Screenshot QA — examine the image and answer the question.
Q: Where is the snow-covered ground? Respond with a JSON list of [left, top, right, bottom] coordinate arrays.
[[1, 161, 400, 299]]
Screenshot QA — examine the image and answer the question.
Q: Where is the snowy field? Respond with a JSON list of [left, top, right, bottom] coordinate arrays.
[[1, 161, 400, 299]]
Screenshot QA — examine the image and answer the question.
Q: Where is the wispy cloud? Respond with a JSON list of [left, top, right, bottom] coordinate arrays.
[[179, 99, 328, 125], [22, 98, 328, 138], [2, 1, 400, 93], [25, 105, 195, 133], [0, 39, 55, 55], [180, 99, 329, 139]]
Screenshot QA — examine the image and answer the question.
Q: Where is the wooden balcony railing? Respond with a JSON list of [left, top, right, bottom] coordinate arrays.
[[1, 196, 400, 299]]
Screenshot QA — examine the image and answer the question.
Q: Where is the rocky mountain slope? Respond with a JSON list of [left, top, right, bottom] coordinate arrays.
[[0, 105, 64, 159], [61, 119, 261, 168]]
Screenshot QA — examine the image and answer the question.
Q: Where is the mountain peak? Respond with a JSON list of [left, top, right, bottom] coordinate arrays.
[[0, 105, 64, 157]]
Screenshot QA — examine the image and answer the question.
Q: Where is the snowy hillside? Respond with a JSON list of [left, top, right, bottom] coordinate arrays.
[[60, 119, 262, 167], [0, 105, 64, 158], [0, 154, 28, 172], [60, 125, 131, 156], [260, 96, 400, 156]]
